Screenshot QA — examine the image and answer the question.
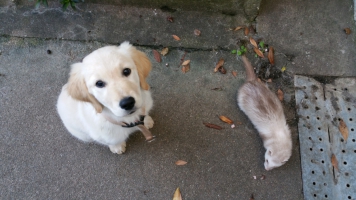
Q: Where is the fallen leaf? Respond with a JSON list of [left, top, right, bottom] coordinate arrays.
[[194, 29, 201, 36], [268, 47, 275, 65], [219, 66, 227, 74], [260, 175, 266, 180], [153, 50, 161, 63], [234, 26, 244, 31], [244, 27, 250, 36], [172, 35, 181, 41], [182, 60, 190, 66], [181, 65, 190, 73], [219, 115, 234, 124], [173, 187, 182, 200], [214, 58, 224, 72], [277, 89, 284, 101], [281, 66, 286, 72], [161, 47, 169, 56], [254, 47, 264, 58], [249, 38, 258, 48], [232, 71, 237, 77], [167, 16, 174, 23], [331, 154, 339, 172], [203, 122, 223, 130], [175, 160, 187, 166], [344, 28, 351, 35], [339, 119, 349, 141]]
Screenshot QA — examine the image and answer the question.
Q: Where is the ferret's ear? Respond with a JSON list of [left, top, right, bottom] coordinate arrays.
[[67, 63, 103, 113], [130, 47, 152, 90], [268, 150, 272, 156]]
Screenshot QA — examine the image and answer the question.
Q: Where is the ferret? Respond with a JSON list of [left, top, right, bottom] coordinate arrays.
[[237, 55, 292, 170]]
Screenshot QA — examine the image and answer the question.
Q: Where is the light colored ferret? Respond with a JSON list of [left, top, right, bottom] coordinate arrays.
[[237, 55, 292, 170]]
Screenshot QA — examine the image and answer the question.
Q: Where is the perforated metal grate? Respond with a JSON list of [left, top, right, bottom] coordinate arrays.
[[295, 76, 356, 200]]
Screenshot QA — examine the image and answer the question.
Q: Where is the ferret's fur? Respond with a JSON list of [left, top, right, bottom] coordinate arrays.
[[237, 55, 292, 170]]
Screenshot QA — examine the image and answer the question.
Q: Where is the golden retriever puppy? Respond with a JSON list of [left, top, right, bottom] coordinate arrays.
[[57, 42, 154, 154]]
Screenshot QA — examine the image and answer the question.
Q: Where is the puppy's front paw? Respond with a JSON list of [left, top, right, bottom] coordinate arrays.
[[109, 142, 126, 154], [144, 115, 154, 129]]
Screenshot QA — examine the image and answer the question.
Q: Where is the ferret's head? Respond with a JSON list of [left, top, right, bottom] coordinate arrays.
[[264, 126, 292, 171]]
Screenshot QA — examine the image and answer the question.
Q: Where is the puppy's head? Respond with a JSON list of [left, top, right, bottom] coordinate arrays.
[[67, 42, 152, 116]]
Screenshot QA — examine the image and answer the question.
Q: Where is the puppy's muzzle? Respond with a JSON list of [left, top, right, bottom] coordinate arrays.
[[120, 96, 135, 110]]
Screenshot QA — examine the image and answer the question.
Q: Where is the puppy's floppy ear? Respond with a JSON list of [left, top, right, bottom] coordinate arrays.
[[67, 63, 103, 113], [130, 47, 152, 90]]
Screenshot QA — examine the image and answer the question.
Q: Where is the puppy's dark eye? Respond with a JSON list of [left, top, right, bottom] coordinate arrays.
[[95, 80, 106, 88], [123, 68, 131, 77]]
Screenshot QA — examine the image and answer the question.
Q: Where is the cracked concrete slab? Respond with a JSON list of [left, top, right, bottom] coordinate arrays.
[[0, 2, 246, 50]]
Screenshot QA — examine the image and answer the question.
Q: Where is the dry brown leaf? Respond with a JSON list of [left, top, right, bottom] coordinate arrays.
[[203, 122, 223, 130], [172, 35, 181, 41], [268, 47, 275, 65], [219, 115, 234, 124], [249, 38, 258, 48], [194, 29, 201, 36], [254, 47, 264, 58], [175, 160, 187, 166], [214, 58, 225, 72], [331, 154, 339, 172], [182, 60, 190, 66], [173, 187, 182, 200], [339, 119, 349, 141], [219, 66, 226, 74], [234, 26, 244, 31], [260, 175, 266, 180], [153, 50, 161, 63], [277, 89, 284, 101], [244, 27, 249, 36], [161, 47, 169, 56], [167, 16, 174, 23], [232, 71, 237, 77], [344, 28, 351, 35], [181, 65, 190, 73]]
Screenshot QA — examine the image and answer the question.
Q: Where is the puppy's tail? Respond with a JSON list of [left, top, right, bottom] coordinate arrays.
[[241, 55, 256, 82]]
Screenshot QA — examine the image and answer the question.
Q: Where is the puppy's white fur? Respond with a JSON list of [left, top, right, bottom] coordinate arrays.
[[57, 42, 153, 154]]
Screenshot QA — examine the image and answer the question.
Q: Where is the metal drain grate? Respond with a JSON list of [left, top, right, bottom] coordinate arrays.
[[295, 76, 356, 200]]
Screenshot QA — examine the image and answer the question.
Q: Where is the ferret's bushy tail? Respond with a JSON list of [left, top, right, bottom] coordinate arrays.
[[241, 55, 256, 81]]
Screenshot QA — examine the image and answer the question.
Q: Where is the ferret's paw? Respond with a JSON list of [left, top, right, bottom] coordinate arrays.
[[144, 115, 154, 129], [109, 142, 126, 154]]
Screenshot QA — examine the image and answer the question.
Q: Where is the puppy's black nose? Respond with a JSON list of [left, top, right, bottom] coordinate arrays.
[[119, 97, 135, 110]]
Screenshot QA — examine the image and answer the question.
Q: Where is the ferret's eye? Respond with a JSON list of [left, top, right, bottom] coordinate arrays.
[[265, 159, 269, 163], [123, 68, 131, 77], [95, 80, 106, 88]]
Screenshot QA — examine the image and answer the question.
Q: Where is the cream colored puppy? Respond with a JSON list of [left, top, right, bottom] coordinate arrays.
[[57, 42, 154, 154]]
